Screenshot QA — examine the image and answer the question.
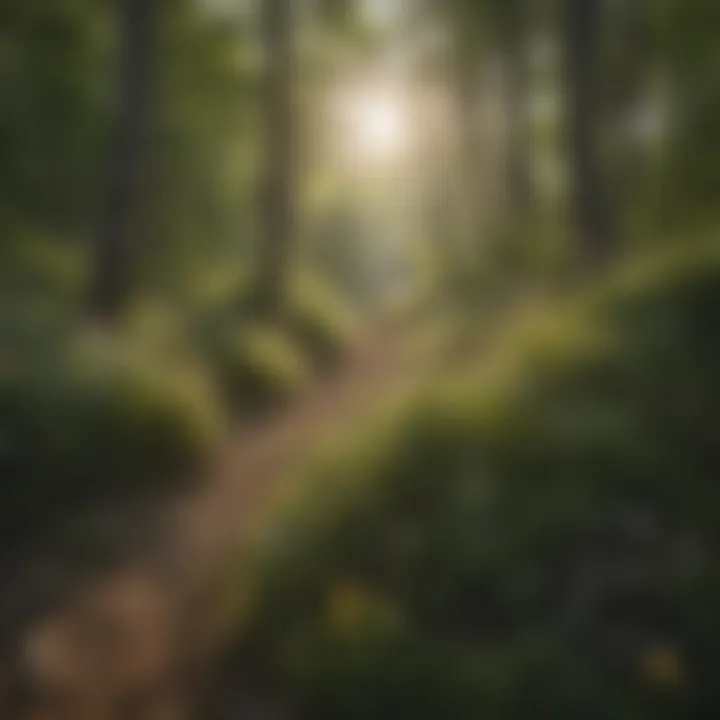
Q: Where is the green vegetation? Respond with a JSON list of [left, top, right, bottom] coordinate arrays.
[[0, 281, 356, 544], [225, 248, 720, 718], [283, 279, 358, 369], [194, 276, 356, 414], [0, 0, 360, 548], [3, 0, 720, 716], [0, 329, 223, 543], [207, 323, 310, 414]]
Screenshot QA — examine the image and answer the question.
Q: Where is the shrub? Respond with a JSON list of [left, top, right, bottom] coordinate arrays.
[[283, 279, 357, 371], [0, 330, 223, 545], [210, 323, 311, 414], [221, 248, 720, 719], [0, 228, 84, 305], [193, 277, 343, 413]]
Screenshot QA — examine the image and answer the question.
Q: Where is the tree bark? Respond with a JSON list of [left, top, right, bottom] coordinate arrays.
[[254, 0, 296, 316], [502, 4, 533, 218], [90, 0, 161, 321], [563, 0, 615, 266], [453, 53, 479, 249]]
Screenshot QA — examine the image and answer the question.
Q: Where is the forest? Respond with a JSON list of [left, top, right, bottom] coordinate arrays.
[[1, 0, 720, 717]]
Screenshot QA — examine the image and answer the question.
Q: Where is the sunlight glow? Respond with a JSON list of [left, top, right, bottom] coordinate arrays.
[[336, 87, 410, 166], [357, 96, 407, 157]]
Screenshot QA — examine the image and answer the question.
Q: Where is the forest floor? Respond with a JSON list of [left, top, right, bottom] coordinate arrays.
[[1, 320, 444, 720]]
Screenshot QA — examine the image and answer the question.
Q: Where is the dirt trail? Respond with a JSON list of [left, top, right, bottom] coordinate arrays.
[[178, 327, 429, 578], [2, 326, 436, 719]]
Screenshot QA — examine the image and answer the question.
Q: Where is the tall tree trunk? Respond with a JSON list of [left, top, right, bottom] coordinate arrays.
[[502, 4, 533, 218], [254, 0, 296, 316], [563, 0, 615, 265], [90, 0, 161, 321], [452, 53, 479, 250], [608, 0, 650, 226]]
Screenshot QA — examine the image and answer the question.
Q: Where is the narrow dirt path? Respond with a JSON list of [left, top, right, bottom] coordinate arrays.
[[4, 325, 438, 719], [177, 326, 431, 582]]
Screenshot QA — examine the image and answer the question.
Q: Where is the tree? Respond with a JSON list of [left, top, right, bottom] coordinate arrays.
[[0, 0, 108, 239], [654, 0, 720, 226], [563, 0, 615, 265], [253, 0, 297, 316], [90, 0, 162, 321], [443, 0, 535, 248], [498, 0, 534, 217]]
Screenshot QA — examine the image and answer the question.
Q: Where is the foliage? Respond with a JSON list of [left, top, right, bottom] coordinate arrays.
[[283, 277, 357, 370], [0, 225, 85, 308], [204, 321, 311, 415], [0, 0, 111, 236], [223, 247, 720, 718], [147, 0, 259, 293], [0, 327, 223, 544]]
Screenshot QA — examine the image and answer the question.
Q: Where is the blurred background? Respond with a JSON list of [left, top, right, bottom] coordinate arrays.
[[2, 0, 720, 717]]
